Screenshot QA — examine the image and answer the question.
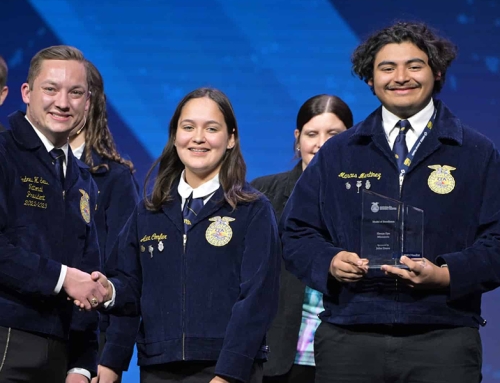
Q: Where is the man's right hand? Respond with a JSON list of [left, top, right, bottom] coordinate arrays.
[[91, 365, 121, 383], [63, 267, 109, 310], [329, 251, 369, 282], [72, 272, 113, 310]]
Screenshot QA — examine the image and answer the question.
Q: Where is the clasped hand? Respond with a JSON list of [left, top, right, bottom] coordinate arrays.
[[63, 267, 113, 310]]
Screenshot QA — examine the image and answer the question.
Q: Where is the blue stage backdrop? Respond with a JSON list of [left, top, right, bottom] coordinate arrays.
[[1, 0, 499, 381]]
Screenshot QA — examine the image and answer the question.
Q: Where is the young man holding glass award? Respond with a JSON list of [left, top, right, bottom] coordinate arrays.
[[280, 22, 500, 383]]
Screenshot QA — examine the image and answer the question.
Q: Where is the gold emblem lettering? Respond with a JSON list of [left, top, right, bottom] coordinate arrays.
[[140, 233, 168, 243], [338, 171, 381, 181]]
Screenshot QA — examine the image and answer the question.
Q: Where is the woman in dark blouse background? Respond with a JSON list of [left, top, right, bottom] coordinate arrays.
[[251, 94, 353, 383]]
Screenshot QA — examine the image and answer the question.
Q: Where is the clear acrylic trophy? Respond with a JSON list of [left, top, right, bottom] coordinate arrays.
[[361, 190, 423, 269]]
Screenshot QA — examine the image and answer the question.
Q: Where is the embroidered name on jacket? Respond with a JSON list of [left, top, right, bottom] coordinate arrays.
[[338, 171, 382, 180], [140, 233, 168, 242], [21, 175, 49, 209], [339, 171, 382, 194]]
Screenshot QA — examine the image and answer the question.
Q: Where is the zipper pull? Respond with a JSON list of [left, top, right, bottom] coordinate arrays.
[[183, 234, 187, 252], [62, 190, 66, 200]]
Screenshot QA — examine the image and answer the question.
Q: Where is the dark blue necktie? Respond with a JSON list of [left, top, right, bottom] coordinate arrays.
[[393, 120, 410, 170], [49, 148, 65, 186], [183, 193, 204, 233]]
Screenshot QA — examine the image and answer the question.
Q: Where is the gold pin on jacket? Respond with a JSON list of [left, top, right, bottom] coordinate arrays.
[[79, 189, 91, 223], [427, 165, 456, 194], [206, 216, 235, 247]]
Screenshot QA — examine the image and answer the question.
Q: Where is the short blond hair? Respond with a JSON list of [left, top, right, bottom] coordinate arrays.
[[27, 45, 88, 88]]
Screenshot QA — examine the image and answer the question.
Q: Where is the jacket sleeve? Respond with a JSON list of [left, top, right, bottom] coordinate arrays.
[[106, 206, 143, 317], [280, 152, 344, 296], [437, 148, 500, 301], [99, 313, 140, 372], [215, 201, 281, 383], [99, 172, 141, 372], [68, 182, 101, 377], [0, 158, 61, 297]]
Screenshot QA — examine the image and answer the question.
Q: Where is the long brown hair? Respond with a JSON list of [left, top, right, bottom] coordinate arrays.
[[82, 60, 134, 173], [144, 87, 256, 211]]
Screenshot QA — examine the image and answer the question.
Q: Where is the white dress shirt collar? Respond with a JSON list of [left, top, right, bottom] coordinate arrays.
[[177, 171, 220, 209], [382, 99, 435, 150], [25, 115, 69, 165], [72, 142, 86, 160]]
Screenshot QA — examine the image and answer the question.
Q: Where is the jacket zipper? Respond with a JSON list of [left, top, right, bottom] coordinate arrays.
[[182, 234, 187, 360], [395, 171, 405, 322]]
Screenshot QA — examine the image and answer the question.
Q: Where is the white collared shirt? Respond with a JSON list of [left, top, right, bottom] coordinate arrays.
[[382, 99, 435, 151], [177, 171, 220, 210], [25, 116, 69, 176], [72, 142, 85, 160]]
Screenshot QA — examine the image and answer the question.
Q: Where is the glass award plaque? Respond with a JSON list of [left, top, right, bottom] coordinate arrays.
[[361, 190, 423, 268]]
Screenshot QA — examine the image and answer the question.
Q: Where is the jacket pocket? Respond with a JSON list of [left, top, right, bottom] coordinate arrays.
[[136, 339, 164, 357]]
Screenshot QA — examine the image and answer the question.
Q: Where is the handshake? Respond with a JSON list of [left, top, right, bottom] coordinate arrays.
[[63, 267, 113, 311]]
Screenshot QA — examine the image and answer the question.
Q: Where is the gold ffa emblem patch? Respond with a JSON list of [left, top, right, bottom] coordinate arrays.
[[205, 216, 235, 247], [427, 165, 456, 195], [79, 189, 91, 223]]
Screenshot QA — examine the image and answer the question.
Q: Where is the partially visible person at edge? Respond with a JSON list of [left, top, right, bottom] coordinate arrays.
[[0, 55, 9, 131], [280, 21, 500, 383], [89, 87, 281, 383], [251, 94, 353, 383], [66, 60, 140, 383], [0, 45, 109, 383]]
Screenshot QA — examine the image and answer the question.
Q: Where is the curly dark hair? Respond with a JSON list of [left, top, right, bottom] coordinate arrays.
[[351, 22, 457, 94], [83, 60, 134, 173]]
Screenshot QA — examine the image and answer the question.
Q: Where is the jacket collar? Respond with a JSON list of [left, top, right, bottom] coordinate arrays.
[[161, 178, 226, 234], [66, 145, 90, 190], [9, 111, 45, 150], [90, 149, 109, 174], [284, 161, 303, 198], [349, 99, 463, 145], [8, 111, 89, 189], [348, 99, 463, 174]]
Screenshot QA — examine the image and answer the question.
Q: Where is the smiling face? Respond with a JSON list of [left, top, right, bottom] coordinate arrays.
[[21, 59, 89, 147], [295, 112, 347, 169], [175, 97, 235, 188], [368, 41, 439, 119]]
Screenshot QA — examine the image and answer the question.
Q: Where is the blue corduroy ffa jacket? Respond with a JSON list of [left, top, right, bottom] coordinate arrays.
[[0, 111, 101, 374], [281, 100, 500, 329], [89, 150, 140, 263], [106, 183, 281, 382], [85, 150, 140, 371]]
